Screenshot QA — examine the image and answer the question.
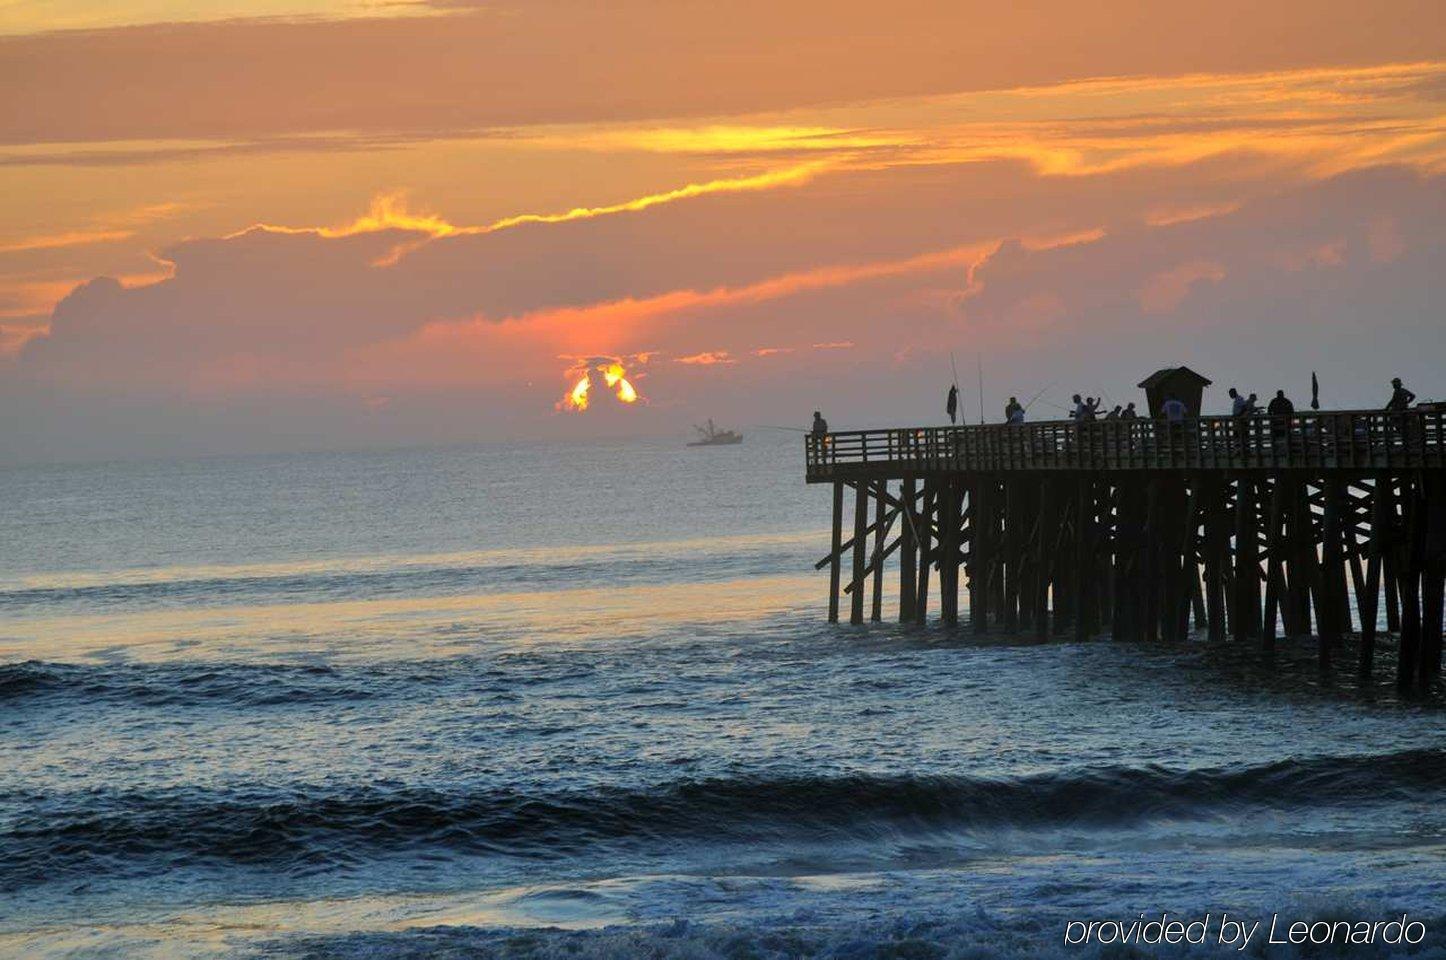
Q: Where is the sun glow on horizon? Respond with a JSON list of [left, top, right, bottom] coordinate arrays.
[[557, 359, 643, 412]]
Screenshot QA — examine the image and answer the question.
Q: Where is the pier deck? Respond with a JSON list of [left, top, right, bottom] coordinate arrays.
[[803, 408, 1446, 692], [806, 409, 1446, 481]]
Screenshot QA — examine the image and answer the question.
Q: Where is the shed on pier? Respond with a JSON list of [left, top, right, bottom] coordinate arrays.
[[1138, 366, 1212, 418]]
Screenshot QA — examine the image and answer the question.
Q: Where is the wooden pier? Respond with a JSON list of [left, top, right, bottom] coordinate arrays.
[[806, 406, 1446, 691]]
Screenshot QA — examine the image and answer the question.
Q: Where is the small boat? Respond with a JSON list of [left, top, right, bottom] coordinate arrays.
[[688, 419, 744, 446]]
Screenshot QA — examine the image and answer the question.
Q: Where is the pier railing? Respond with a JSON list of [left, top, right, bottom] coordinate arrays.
[[805, 408, 1445, 479]]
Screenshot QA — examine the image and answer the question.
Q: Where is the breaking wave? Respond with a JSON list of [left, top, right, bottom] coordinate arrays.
[[6, 749, 1443, 889]]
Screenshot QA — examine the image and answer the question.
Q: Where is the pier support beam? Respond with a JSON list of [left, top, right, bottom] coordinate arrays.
[[1033, 479, 1057, 640], [1232, 478, 1260, 642], [1359, 477, 1388, 678], [898, 479, 917, 623], [1422, 474, 1445, 682], [915, 481, 934, 625], [1075, 477, 1097, 641], [970, 479, 990, 632], [940, 479, 961, 627], [850, 482, 868, 624], [1202, 477, 1227, 643], [828, 481, 843, 623], [1397, 476, 1422, 692], [1319, 479, 1345, 669], [871, 481, 886, 622]]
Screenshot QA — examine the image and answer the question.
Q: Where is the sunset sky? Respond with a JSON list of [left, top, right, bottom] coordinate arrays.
[[2, 1, 1443, 461]]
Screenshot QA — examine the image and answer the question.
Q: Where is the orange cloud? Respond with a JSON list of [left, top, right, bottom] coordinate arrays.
[[239, 162, 831, 265], [0, 229, 134, 254], [412, 240, 997, 361], [1145, 201, 1243, 227], [515, 125, 910, 154], [676, 351, 735, 365]]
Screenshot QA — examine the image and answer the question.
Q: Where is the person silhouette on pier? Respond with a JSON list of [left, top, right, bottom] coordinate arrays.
[[1070, 394, 1086, 420], [811, 411, 828, 437], [1384, 377, 1416, 447], [1267, 389, 1294, 449], [1105, 405, 1122, 420], [1004, 396, 1023, 423], [946, 384, 959, 424], [1386, 377, 1416, 411], [1229, 387, 1253, 454], [1120, 402, 1138, 420]]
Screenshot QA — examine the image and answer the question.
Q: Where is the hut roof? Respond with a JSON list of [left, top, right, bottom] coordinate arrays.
[[1138, 366, 1213, 389]]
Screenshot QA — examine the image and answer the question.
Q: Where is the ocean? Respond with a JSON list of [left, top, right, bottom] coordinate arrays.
[[2, 433, 1443, 958]]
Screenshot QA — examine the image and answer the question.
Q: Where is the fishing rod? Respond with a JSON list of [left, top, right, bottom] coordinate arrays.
[[1022, 381, 1056, 411], [756, 425, 809, 433], [976, 354, 985, 425]]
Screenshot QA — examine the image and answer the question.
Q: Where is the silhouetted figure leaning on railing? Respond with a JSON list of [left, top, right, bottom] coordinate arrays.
[[1267, 390, 1294, 451]]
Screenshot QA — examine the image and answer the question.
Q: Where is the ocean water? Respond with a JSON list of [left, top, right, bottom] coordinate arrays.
[[2, 434, 1444, 958]]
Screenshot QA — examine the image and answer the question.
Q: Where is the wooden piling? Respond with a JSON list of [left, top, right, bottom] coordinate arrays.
[[1318, 479, 1345, 669], [1232, 478, 1260, 641], [1397, 476, 1421, 692], [898, 478, 917, 623], [1359, 476, 1389, 678], [870, 482, 886, 622], [941, 479, 960, 627], [1074, 478, 1096, 641], [970, 479, 989, 632], [1203, 478, 1227, 643], [915, 481, 934, 625], [1262, 478, 1286, 655], [828, 481, 844, 623], [1422, 474, 1445, 681], [850, 482, 868, 625]]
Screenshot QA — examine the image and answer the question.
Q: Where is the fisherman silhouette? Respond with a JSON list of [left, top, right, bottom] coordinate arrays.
[[946, 384, 959, 424], [1121, 402, 1138, 420], [1229, 388, 1252, 454], [811, 411, 828, 437], [1004, 396, 1023, 424], [1267, 389, 1294, 448], [1386, 377, 1416, 411]]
